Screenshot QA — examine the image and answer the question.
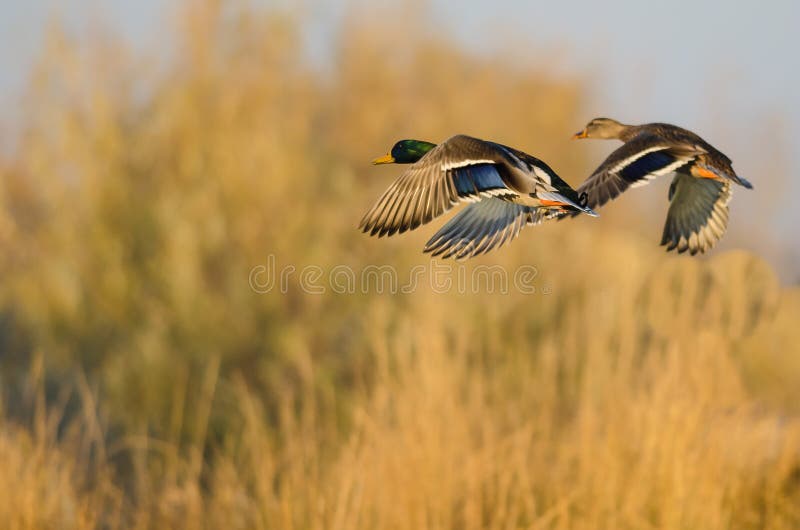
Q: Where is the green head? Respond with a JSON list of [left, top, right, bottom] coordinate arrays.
[[373, 139, 437, 164]]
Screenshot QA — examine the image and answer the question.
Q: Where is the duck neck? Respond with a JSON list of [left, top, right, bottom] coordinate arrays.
[[616, 123, 638, 142]]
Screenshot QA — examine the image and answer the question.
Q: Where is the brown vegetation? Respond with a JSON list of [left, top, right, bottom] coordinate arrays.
[[0, 2, 798, 529]]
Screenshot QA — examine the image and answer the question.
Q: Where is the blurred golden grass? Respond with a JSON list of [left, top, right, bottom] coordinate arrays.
[[0, 1, 798, 529]]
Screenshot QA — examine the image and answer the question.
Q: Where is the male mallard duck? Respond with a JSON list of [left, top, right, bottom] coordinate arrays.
[[360, 135, 597, 260], [572, 118, 753, 255]]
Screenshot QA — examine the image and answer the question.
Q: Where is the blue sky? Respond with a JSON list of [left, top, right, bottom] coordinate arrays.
[[2, 0, 798, 274]]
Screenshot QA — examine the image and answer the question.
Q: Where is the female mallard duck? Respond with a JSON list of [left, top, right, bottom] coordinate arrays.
[[572, 118, 753, 255], [360, 135, 597, 260]]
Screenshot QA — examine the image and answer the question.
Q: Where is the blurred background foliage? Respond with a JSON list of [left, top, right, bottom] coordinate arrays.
[[0, 1, 798, 529]]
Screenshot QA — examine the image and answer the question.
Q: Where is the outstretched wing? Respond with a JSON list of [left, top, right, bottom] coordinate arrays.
[[360, 135, 519, 237], [577, 136, 700, 211], [423, 198, 559, 260], [661, 171, 732, 255]]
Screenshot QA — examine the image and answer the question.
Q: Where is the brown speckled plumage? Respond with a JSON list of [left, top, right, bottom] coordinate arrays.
[[573, 118, 752, 255]]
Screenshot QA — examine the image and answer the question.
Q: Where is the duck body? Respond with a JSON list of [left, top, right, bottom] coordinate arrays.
[[573, 118, 753, 255], [360, 135, 596, 260]]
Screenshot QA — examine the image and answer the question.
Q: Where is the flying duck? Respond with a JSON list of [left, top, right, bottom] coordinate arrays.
[[572, 118, 753, 255], [360, 135, 597, 260]]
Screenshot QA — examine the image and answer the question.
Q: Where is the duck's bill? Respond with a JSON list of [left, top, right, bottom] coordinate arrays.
[[539, 191, 598, 217], [572, 129, 588, 139], [372, 153, 395, 165]]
